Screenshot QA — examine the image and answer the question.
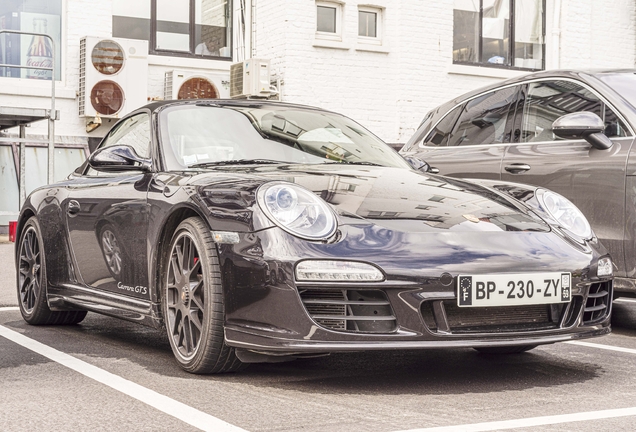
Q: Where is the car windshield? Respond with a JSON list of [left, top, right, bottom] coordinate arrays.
[[159, 104, 410, 170], [597, 72, 636, 110]]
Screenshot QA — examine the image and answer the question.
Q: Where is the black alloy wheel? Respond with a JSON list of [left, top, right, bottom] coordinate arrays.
[[162, 217, 244, 374], [18, 224, 41, 314], [17, 217, 87, 325]]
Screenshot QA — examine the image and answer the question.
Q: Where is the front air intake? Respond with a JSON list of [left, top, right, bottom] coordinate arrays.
[[583, 281, 612, 324], [298, 288, 397, 333]]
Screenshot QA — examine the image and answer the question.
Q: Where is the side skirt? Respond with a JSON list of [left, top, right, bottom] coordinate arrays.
[[48, 284, 163, 329]]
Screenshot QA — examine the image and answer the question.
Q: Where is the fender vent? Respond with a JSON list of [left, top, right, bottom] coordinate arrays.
[[298, 288, 397, 333]]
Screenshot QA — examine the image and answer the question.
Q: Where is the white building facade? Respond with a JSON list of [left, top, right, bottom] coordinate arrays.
[[0, 0, 635, 227]]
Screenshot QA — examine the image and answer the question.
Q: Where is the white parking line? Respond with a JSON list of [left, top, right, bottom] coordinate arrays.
[[393, 407, 636, 432], [615, 298, 636, 303], [566, 340, 636, 355], [0, 324, 248, 432], [0, 306, 19, 311]]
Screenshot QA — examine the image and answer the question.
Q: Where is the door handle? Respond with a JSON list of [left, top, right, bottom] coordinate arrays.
[[67, 200, 80, 217], [504, 164, 531, 174], [429, 167, 440, 174]]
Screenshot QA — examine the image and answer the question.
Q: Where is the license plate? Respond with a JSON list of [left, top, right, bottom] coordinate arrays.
[[457, 272, 571, 307]]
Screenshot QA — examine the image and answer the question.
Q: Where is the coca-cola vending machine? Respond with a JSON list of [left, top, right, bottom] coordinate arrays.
[[0, 11, 60, 80]]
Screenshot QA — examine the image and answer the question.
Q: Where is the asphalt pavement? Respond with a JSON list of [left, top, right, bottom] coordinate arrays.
[[2, 241, 636, 431]]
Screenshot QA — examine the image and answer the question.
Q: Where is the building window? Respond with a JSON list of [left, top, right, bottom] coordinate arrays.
[[112, 0, 232, 59], [359, 10, 376, 37], [317, 6, 337, 33], [0, 0, 63, 80], [316, 1, 343, 41], [357, 6, 383, 46], [453, 0, 545, 70]]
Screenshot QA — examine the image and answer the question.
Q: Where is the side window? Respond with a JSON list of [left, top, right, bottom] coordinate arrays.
[[423, 105, 462, 147], [86, 113, 151, 176], [446, 86, 518, 147], [521, 80, 628, 143]]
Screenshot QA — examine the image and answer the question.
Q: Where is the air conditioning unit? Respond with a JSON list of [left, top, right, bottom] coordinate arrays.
[[79, 36, 148, 118], [164, 70, 229, 100], [230, 58, 271, 99]]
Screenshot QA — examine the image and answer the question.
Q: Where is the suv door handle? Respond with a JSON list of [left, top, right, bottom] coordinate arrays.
[[67, 200, 80, 217], [504, 164, 531, 174]]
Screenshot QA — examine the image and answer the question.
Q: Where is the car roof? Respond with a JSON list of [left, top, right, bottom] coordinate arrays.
[[141, 98, 332, 114], [445, 69, 636, 106]]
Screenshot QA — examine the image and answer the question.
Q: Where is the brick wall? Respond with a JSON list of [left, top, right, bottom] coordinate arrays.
[[255, 0, 636, 144], [1, 0, 635, 144]]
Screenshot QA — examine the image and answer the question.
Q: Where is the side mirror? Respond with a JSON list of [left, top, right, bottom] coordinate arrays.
[[552, 112, 613, 150], [88, 145, 151, 172], [403, 155, 435, 173]]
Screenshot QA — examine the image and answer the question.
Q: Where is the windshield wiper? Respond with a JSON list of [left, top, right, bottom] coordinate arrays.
[[324, 161, 384, 167], [190, 159, 288, 168]]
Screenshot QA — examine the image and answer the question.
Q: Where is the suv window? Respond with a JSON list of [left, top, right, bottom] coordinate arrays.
[[446, 86, 518, 147], [86, 113, 151, 176], [522, 80, 628, 143], [423, 105, 462, 147]]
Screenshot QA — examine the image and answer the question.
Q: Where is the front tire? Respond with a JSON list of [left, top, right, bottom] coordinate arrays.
[[162, 217, 244, 374], [17, 217, 87, 325], [474, 345, 537, 355]]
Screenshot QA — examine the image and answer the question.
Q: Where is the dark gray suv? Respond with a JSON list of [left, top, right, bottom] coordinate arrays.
[[401, 70, 636, 297]]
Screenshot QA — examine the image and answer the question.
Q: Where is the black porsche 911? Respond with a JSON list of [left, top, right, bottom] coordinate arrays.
[[16, 100, 613, 374]]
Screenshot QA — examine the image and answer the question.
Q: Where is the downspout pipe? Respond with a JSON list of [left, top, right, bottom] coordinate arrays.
[[552, 0, 562, 69]]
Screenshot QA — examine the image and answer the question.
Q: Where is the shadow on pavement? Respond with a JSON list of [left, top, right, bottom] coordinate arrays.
[[1, 309, 606, 397]]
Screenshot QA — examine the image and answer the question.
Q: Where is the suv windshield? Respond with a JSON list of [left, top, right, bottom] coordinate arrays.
[[598, 72, 636, 113], [159, 104, 410, 170]]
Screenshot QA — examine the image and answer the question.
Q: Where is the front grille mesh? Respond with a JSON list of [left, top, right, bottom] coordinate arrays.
[[299, 288, 397, 333], [422, 300, 572, 334], [444, 302, 559, 333], [583, 281, 612, 324]]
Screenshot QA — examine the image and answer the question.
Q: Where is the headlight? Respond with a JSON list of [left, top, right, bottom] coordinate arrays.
[[537, 189, 592, 239], [257, 182, 337, 240]]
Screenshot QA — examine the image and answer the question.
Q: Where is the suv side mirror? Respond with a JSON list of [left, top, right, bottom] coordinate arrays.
[[403, 155, 436, 173], [88, 145, 151, 172], [552, 112, 613, 150]]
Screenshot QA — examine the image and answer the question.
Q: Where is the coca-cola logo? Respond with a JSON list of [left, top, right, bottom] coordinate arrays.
[[27, 57, 53, 79], [27, 58, 53, 68]]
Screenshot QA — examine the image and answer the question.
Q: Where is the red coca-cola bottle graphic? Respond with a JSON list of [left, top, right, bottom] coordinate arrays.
[[26, 18, 53, 80]]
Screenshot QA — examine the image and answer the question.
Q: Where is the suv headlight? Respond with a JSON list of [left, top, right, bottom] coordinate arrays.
[[257, 182, 337, 240], [537, 189, 592, 239]]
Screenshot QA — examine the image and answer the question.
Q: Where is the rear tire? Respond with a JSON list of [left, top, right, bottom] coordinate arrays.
[[162, 217, 245, 374], [474, 345, 537, 355], [17, 217, 87, 325]]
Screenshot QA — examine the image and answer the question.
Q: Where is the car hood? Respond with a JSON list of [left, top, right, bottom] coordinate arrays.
[[184, 164, 549, 234]]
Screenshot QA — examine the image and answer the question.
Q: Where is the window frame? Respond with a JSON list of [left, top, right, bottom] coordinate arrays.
[[0, 0, 65, 82], [517, 80, 631, 144], [452, 0, 546, 72], [444, 85, 520, 147], [148, 0, 232, 60], [357, 5, 383, 45], [420, 78, 636, 149], [84, 111, 153, 177], [315, 0, 344, 42]]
